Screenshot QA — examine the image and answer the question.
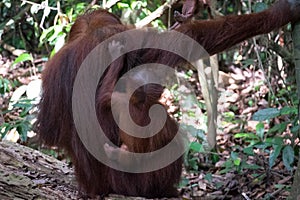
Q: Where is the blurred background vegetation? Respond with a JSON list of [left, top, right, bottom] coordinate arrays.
[[0, 0, 299, 198]]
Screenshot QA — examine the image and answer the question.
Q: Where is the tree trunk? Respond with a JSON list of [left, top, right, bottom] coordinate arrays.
[[290, 21, 300, 200]]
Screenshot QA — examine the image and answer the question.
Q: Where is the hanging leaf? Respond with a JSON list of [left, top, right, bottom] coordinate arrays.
[[268, 122, 288, 134], [256, 122, 265, 140], [189, 142, 204, 153], [280, 106, 298, 115], [252, 108, 280, 121], [269, 144, 282, 168], [230, 152, 241, 166], [12, 53, 33, 66], [243, 146, 255, 156], [282, 145, 294, 171]]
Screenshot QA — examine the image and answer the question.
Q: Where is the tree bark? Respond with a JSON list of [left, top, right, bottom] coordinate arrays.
[[0, 141, 79, 199], [290, 21, 300, 200], [0, 141, 172, 200]]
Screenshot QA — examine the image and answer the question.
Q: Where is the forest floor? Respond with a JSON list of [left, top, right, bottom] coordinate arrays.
[[0, 54, 293, 200]]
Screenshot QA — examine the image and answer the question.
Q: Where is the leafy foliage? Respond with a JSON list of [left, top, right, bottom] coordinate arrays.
[[1, 98, 35, 142]]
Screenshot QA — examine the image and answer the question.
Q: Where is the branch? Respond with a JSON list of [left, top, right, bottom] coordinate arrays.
[[104, 0, 121, 9], [267, 40, 293, 65], [135, 0, 178, 28]]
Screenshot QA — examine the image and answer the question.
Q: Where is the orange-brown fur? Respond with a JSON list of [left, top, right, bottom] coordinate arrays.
[[36, 0, 300, 198]]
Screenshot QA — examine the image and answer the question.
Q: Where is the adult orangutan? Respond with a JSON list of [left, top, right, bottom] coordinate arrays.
[[36, 0, 300, 198]]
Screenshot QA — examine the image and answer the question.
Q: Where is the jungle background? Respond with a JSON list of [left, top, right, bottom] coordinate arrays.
[[0, 0, 300, 199]]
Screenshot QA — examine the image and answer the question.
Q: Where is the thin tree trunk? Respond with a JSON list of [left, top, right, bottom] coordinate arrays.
[[290, 21, 300, 200]]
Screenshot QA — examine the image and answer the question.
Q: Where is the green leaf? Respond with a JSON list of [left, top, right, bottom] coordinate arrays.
[[178, 178, 189, 187], [48, 25, 64, 43], [242, 59, 255, 68], [234, 133, 259, 140], [291, 125, 300, 133], [230, 151, 239, 160], [215, 182, 223, 189], [233, 158, 241, 166], [242, 163, 261, 170], [280, 106, 297, 115], [268, 122, 288, 134], [253, 2, 268, 13], [117, 3, 130, 9], [271, 137, 284, 146], [0, 123, 12, 137], [254, 141, 272, 149], [274, 184, 285, 189], [243, 146, 254, 155], [269, 144, 282, 168], [223, 111, 235, 121], [188, 157, 198, 170], [40, 26, 55, 43], [204, 173, 213, 182], [189, 142, 204, 153], [220, 160, 234, 174], [17, 122, 29, 142], [12, 53, 33, 66], [252, 108, 280, 121], [256, 122, 265, 140], [0, 78, 10, 94], [211, 153, 220, 163], [282, 145, 294, 171], [230, 152, 241, 166]]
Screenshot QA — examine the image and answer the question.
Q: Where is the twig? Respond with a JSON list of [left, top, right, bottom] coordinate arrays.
[[21, 0, 57, 10], [242, 192, 251, 200], [21, 0, 59, 30], [135, 0, 178, 28], [86, 0, 97, 10], [1, 43, 26, 57], [104, 0, 121, 9], [267, 40, 293, 65]]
